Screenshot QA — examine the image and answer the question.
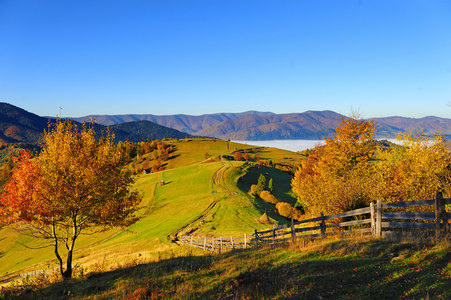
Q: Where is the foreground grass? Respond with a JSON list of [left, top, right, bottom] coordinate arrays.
[[3, 237, 450, 299]]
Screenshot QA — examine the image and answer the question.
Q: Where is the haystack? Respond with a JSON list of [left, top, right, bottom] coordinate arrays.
[[257, 212, 272, 224]]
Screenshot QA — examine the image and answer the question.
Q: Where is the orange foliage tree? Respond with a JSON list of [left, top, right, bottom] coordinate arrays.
[[234, 151, 243, 161], [291, 115, 377, 217], [0, 120, 142, 280]]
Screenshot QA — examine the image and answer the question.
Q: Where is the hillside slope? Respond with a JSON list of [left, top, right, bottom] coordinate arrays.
[[0, 103, 50, 144], [0, 139, 303, 283]]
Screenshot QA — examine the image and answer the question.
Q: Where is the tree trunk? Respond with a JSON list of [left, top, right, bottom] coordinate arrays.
[[63, 249, 73, 279], [63, 219, 78, 280], [52, 221, 65, 279]]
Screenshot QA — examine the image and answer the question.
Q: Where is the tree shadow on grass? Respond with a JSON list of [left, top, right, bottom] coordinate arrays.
[[2, 241, 451, 299], [2, 253, 216, 300]]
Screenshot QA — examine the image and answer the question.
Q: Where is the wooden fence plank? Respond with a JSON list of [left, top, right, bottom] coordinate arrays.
[[326, 219, 371, 228], [382, 222, 436, 230], [294, 226, 322, 233], [382, 212, 435, 220], [324, 207, 371, 220], [293, 216, 323, 226], [383, 199, 435, 208]]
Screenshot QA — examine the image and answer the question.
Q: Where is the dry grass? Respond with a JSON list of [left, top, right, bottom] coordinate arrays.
[[2, 235, 450, 300]]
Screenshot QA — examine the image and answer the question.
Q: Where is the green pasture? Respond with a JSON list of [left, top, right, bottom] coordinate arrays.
[[0, 139, 304, 283]]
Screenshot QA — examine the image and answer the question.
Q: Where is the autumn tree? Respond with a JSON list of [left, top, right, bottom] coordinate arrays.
[[142, 159, 151, 170], [291, 115, 376, 217], [0, 120, 142, 280], [243, 153, 250, 161], [260, 190, 279, 204], [374, 133, 451, 204], [234, 151, 242, 161]]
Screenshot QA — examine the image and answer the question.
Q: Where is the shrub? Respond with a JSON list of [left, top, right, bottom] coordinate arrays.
[[260, 190, 279, 204], [249, 184, 259, 195], [276, 202, 294, 219]]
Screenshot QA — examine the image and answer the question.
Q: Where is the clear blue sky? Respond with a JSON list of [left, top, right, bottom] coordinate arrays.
[[1, 0, 450, 118]]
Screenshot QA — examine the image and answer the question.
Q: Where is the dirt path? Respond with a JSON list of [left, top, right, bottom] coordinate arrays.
[[168, 160, 232, 243]]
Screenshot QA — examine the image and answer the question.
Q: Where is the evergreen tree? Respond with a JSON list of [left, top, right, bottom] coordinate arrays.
[[268, 177, 274, 191], [257, 174, 266, 192]]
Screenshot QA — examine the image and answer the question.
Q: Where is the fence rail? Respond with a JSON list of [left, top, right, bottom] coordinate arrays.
[[181, 192, 450, 252], [181, 234, 250, 251]]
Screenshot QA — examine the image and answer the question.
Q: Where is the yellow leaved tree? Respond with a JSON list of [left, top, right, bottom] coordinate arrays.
[[375, 133, 451, 205], [0, 119, 142, 280], [291, 115, 377, 217]]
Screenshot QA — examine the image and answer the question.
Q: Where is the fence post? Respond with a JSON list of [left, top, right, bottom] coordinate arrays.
[[435, 191, 448, 241], [203, 236, 207, 251], [231, 236, 234, 249], [376, 199, 382, 237], [370, 202, 375, 236], [272, 224, 276, 244], [190, 235, 193, 246], [291, 218, 296, 242], [320, 212, 326, 237], [244, 233, 247, 248], [254, 229, 259, 244], [220, 236, 223, 252]]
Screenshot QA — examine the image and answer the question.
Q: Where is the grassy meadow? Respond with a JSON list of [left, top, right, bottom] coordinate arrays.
[[1, 138, 451, 299], [0, 139, 304, 286]]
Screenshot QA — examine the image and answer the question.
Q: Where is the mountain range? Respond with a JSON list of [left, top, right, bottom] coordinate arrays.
[[0, 103, 191, 144], [75, 110, 451, 141], [2, 102, 451, 145]]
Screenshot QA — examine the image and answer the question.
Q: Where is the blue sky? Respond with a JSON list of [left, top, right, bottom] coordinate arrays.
[[1, 0, 450, 118]]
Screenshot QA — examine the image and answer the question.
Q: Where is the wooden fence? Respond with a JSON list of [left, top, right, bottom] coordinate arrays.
[[181, 234, 250, 251], [181, 192, 450, 252]]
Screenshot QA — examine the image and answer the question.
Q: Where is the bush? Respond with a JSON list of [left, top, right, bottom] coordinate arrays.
[[260, 190, 279, 205], [249, 184, 259, 195], [276, 202, 294, 219]]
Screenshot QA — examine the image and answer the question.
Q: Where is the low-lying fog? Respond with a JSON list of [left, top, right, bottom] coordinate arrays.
[[233, 139, 402, 152]]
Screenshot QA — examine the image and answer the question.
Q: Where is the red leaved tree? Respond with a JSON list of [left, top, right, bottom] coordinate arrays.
[[0, 120, 142, 279]]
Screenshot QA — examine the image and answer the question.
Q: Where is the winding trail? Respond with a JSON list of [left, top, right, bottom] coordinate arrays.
[[168, 159, 233, 243]]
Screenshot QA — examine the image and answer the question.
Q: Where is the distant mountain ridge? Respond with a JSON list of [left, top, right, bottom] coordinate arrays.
[[74, 110, 451, 140], [74, 111, 274, 134], [3, 102, 451, 144], [0, 103, 192, 144]]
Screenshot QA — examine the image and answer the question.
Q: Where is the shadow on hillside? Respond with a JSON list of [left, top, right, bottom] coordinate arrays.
[[5, 239, 450, 299], [167, 154, 180, 160], [2, 253, 216, 300], [237, 164, 297, 205], [3, 239, 451, 299]]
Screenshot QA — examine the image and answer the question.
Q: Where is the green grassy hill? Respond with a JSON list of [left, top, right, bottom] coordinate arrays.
[[0, 139, 305, 285]]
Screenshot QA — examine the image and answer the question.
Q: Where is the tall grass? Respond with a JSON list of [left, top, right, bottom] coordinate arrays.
[[2, 235, 450, 299]]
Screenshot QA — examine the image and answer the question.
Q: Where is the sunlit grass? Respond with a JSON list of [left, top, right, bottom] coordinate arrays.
[[3, 237, 450, 299], [0, 139, 305, 286]]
